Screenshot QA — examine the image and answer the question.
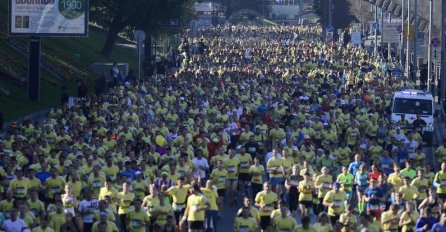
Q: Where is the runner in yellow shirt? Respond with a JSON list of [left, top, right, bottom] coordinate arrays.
[[323, 182, 348, 225], [117, 182, 135, 232], [267, 149, 284, 196], [381, 204, 401, 232], [255, 182, 278, 232], [298, 172, 315, 216], [237, 148, 252, 197], [165, 177, 190, 223], [9, 168, 30, 201], [399, 201, 419, 232], [127, 198, 149, 232], [224, 149, 240, 206], [201, 180, 219, 230], [336, 166, 354, 202], [272, 204, 297, 232], [210, 161, 228, 211], [249, 157, 264, 199], [315, 167, 333, 214], [234, 207, 258, 232], [434, 162, 446, 200], [180, 184, 209, 232]]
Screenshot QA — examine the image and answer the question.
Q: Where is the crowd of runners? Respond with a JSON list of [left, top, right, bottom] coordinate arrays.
[[1, 24, 446, 232]]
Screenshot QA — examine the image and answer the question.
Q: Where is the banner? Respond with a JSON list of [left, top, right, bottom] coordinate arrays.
[[9, 0, 88, 36]]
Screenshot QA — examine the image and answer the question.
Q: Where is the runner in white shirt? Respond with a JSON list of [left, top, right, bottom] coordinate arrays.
[[78, 189, 99, 231], [192, 150, 210, 183], [2, 208, 27, 232]]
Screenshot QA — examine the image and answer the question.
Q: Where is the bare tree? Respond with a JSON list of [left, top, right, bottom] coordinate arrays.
[[348, 0, 374, 34]]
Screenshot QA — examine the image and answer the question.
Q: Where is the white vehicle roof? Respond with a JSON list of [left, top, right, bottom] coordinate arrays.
[[393, 89, 433, 100]]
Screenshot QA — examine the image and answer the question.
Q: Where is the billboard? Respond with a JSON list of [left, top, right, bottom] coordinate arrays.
[[9, 0, 88, 36]]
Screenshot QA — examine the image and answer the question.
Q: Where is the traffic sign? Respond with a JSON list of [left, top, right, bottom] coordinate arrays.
[[326, 31, 334, 43], [134, 30, 146, 43], [431, 37, 440, 48], [373, 22, 380, 30], [382, 23, 401, 44], [326, 26, 334, 33]]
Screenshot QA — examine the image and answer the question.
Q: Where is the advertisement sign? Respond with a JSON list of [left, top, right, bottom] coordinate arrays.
[[9, 0, 88, 36]]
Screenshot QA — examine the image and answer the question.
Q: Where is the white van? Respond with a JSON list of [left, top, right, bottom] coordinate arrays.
[[390, 89, 435, 144]]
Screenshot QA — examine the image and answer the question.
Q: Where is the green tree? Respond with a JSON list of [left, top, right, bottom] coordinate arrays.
[[214, 0, 271, 19], [90, 0, 194, 57]]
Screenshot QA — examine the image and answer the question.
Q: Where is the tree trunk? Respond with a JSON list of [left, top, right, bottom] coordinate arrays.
[[101, 16, 124, 57]]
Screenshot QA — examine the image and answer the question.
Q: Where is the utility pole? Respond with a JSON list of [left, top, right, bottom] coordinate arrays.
[[414, 0, 418, 82], [441, 0, 446, 103], [374, 5, 378, 53], [328, 0, 332, 27], [388, 13, 392, 61], [427, 0, 433, 92], [400, 0, 405, 66], [406, 0, 411, 81], [381, 8, 384, 51]]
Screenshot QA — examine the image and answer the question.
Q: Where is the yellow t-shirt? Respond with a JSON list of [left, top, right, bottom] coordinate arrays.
[[337, 173, 354, 192], [201, 188, 219, 211], [388, 173, 403, 190], [211, 169, 228, 189], [132, 180, 149, 200], [32, 227, 55, 232], [323, 190, 348, 216], [339, 213, 356, 232], [400, 211, 419, 232], [434, 171, 446, 194], [267, 157, 284, 178], [118, 192, 135, 215], [153, 204, 173, 226], [224, 157, 241, 179], [237, 154, 252, 174], [186, 194, 208, 221], [166, 185, 190, 210], [255, 191, 278, 216], [410, 177, 428, 200], [273, 216, 297, 232], [315, 175, 333, 198], [249, 165, 264, 184], [381, 210, 400, 232], [313, 223, 332, 232], [398, 186, 419, 202], [49, 212, 66, 232], [91, 221, 119, 232], [9, 178, 30, 199], [298, 180, 314, 201], [45, 177, 65, 199], [234, 217, 258, 232]]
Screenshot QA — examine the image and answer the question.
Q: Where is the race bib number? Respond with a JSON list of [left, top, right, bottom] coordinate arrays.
[[218, 176, 226, 182], [240, 163, 249, 168], [239, 226, 250, 232], [93, 182, 102, 188], [322, 183, 331, 189], [132, 220, 142, 228], [263, 205, 273, 212], [227, 166, 236, 172], [51, 188, 60, 194], [173, 203, 183, 211], [333, 200, 343, 208], [16, 188, 25, 195]]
